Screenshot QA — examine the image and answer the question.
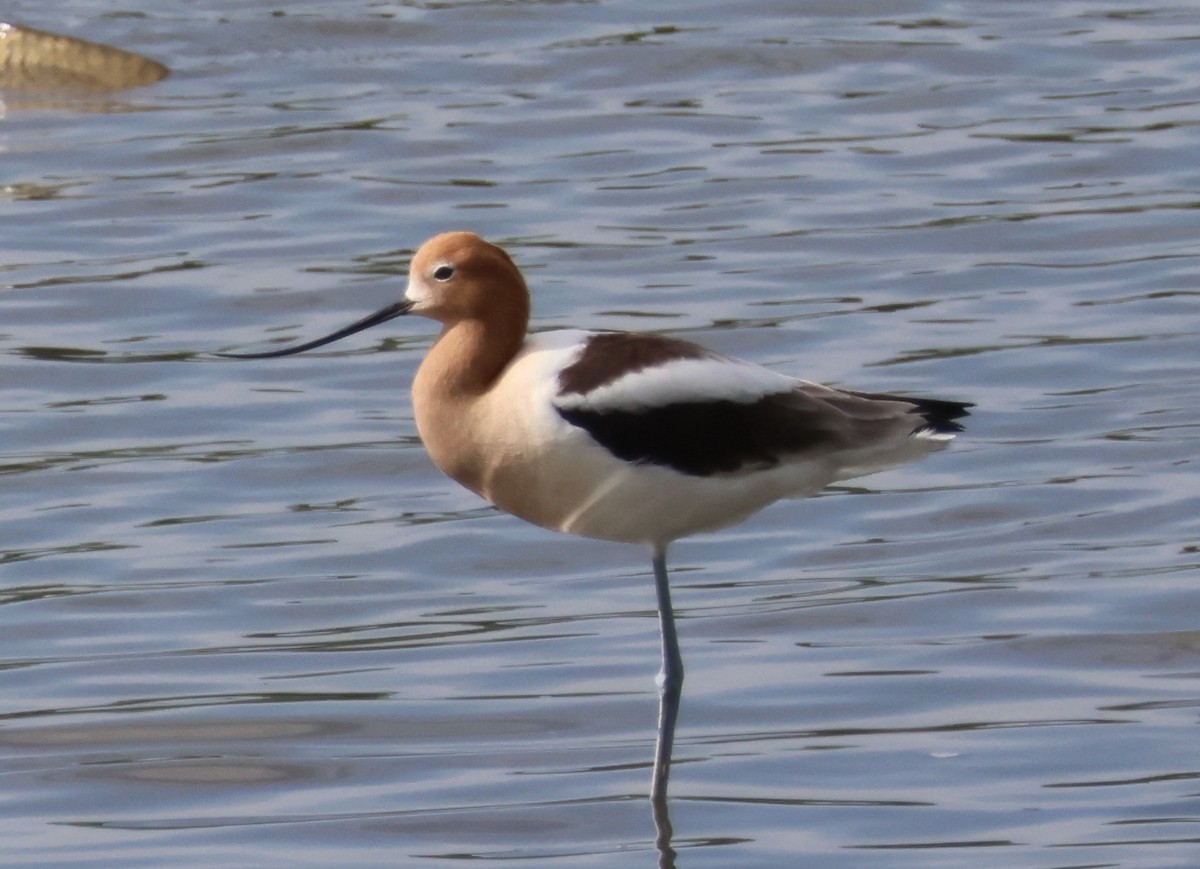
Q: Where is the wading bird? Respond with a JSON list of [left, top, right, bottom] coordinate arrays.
[[220, 231, 971, 803]]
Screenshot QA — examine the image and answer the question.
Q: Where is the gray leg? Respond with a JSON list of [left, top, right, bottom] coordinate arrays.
[[650, 545, 684, 804]]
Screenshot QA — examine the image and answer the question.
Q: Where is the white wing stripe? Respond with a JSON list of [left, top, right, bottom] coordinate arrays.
[[555, 356, 796, 412]]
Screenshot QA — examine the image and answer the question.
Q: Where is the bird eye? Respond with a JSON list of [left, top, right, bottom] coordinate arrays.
[[433, 264, 454, 282]]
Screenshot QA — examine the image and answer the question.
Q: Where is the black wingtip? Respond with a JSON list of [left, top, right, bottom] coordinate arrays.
[[844, 389, 973, 434], [906, 396, 974, 434]]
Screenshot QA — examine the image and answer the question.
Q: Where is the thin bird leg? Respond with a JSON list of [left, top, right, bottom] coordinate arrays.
[[650, 545, 684, 803]]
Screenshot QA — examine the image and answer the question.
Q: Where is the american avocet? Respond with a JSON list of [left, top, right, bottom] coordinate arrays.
[[221, 231, 972, 800]]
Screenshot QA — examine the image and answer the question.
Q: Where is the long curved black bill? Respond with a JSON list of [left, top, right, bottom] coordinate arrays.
[[217, 299, 414, 359]]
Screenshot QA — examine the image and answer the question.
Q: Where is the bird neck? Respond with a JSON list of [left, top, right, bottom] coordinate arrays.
[[418, 316, 525, 399], [410, 315, 527, 498]]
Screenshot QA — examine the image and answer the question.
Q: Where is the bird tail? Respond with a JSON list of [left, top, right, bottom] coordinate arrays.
[[846, 390, 974, 435]]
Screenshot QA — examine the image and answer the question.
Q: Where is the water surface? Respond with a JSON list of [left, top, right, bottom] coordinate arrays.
[[2, 1, 1199, 867]]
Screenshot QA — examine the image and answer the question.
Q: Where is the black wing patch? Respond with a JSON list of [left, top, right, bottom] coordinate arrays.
[[556, 390, 850, 477]]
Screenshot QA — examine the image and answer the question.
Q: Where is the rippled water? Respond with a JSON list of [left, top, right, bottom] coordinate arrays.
[[3, 1, 1199, 866]]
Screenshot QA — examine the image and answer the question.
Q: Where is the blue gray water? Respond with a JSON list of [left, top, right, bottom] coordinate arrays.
[[2, 2, 1199, 867]]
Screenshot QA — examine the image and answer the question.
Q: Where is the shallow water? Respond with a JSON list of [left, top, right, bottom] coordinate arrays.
[[3, 1, 1199, 866]]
